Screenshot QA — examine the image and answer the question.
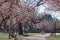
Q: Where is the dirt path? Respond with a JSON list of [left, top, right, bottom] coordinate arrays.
[[23, 33, 50, 40], [0, 33, 50, 40]]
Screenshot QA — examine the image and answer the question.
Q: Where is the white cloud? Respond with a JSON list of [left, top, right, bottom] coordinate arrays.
[[36, 2, 60, 20], [52, 11, 60, 20]]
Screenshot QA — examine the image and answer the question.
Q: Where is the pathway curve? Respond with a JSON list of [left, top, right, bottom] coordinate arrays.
[[23, 33, 50, 40]]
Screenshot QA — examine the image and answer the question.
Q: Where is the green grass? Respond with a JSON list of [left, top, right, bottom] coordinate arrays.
[[0, 33, 8, 37], [0, 33, 41, 37], [0, 33, 24, 37], [47, 35, 60, 40], [18, 33, 41, 37], [28, 33, 41, 36], [0, 33, 24, 40]]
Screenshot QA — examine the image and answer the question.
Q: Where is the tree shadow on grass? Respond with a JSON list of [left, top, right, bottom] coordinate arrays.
[[23, 34, 30, 37]]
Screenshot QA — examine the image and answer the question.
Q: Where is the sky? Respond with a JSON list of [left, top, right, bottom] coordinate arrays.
[[36, 2, 60, 20], [20, 0, 60, 20]]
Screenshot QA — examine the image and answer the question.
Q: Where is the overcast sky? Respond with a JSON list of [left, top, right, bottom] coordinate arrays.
[[37, 2, 60, 20], [20, 0, 60, 20]]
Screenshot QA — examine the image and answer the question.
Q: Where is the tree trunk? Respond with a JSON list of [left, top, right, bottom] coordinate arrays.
[[18, 22, 23, 35]]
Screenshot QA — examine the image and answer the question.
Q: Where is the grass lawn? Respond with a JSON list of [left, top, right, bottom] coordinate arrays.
[[0, 33, 41, 40], [28, 33, 41, 36], [0, 33, 41, 37], [0, 33, 24, 37], [18, 33, 41, 37], [47, 35, 60, 40], [0, 33, 24, 40], [0, 33, 8, 37]]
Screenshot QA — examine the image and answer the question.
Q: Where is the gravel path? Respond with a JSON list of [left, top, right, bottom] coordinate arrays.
[[23, 33, 50, 40], [0, 33, 50, 40]]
